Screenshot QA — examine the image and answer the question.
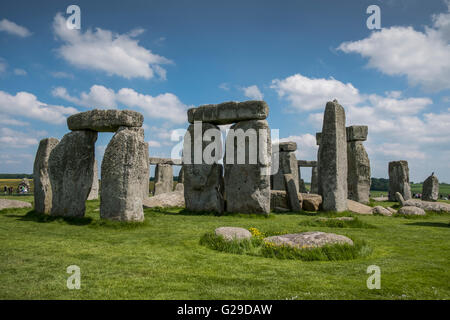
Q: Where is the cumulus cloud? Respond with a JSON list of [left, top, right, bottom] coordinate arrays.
[[338, 4, 450, 91], [53, 85, 190, 124], [0, 127, 41, 148], [242, 85, 264, 100], [0, 19, 31, 37], [271, 74, 362, 111], [0, 90, 78, 124], [52, 13, 171, 79]]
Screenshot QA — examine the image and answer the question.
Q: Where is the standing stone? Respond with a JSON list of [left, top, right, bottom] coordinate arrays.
[[142, 142, 149, 199], [388, 160, 411, 201], [346, 126, 370, 204], [284, 174, 302, 211], [183, 122, 224, 213], [272, 142, 299, 192], [224, 119, 271, 214], [316, 132, 322, 196], [422, 174, 439, 201], [178, 166, 185, 184], [100, 127, 147, 221], [154, 164, 173, 195], [87, 159, 99, 200], [33, 138, 59, 214], [318, 100, 348, 212], [310, 166, 319, 194], [49, 131, 97, 217]]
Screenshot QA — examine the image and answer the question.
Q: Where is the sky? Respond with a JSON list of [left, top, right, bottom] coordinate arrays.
[[0, 0, 449, 182]]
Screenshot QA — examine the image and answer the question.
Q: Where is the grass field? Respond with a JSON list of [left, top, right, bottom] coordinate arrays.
[[0, 195, 449, 299]]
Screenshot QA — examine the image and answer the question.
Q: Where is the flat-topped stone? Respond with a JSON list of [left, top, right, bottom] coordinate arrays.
[[346, 126, 368, 142], [264, 231, 353, 249], [188, 100, 269, 125], [0, 199, 32, 211], [149, 157, 182, 165], [278, 141, 297, 152], [398, 206, 426, 216], [297, 160, 317, 167], [215, 227, 252, 241], [67, 109, 144, 132]]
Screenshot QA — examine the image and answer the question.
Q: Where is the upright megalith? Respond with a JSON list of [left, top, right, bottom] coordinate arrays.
[[310, 166, 319, 194], [346, 126, 370, 204], [49, 131, 97, 217], [388, 160, 411, 201], [142, 142, 149, 198], [33, 137, 59, 214], [422, 173, 439, 201], [183, 122, 224, 213], [224, 119, 271, 214], [87, 159, 99, 200], [154, 164, 174, 195], [316, 132, 322, 196], [100, 127, 147, 221], [272, 142, 299, 192], [318, 100, 348, 212]]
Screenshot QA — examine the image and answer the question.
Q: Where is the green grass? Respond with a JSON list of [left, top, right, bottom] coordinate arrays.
[[0, 195, 449, 299], [200, 232, 372, 261], [299, 217, 376, 229]]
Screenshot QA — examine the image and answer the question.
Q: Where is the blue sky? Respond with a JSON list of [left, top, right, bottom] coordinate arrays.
[[0, 0, 449, 182]]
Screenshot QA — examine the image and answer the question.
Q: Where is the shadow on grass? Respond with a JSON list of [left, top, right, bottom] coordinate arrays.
[[404, 221, 450, 228], [14, 210, 94, 225], [148, 207, 275, 219]]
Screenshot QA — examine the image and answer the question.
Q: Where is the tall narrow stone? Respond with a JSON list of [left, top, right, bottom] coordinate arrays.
[[183, 122, 224, 213], [87, 159, 99, 200], [224, 119, 271, 214], [100, 127, 147, 221], [272, 142, 299, 192], [154, 164, 173, 195], [316, 132, 322, 196], [49, 131, 97, 217], [310, 166, 319, 194], [142, 142, 149, 198], [33, 138, 59, 214], [422, 173, 439, 201], [388, 160, 411, 201], [318, 100, 348, 212], [346, 126, 370, 204]]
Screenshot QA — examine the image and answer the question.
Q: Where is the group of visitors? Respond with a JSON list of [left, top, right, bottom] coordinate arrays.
[[2, 185, 29, 195]]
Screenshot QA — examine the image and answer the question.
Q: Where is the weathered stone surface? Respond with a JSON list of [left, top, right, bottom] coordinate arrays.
[[346, 126, 368, 142], [175, 183, 184, 192], [49, 131, 97, 217], [264, 231, 353, 249], [149, 157, 182, 165], [347, 140, 371, 204], [224, 120, 271, 214], [386, 207, 397, 215], [270, 190, 304, 211], [183, 123, 224, 213], [177, 166, 185, 183], [0, 199, 32, 210], [67, 109, 143, 132], [318, 100, 348, 211], [188, 100, 269, 125], [284, 173, 302, 211], [298, 179, 308, 193], [316, 132, 322, 146], [422, 174, 439, 201], [310, 166, 319, 194], [154, 164, 173, 195], [142, 142, 149, 199], [302, 193, 322, 211], [316, 132, 322, 196], [389, 161, 411, 201], [396, 192, 450, 212], [33, 137, 59, 214], [87, 159, 99, 200], [398, 206, 426, 216], [100, 127, 147, 221], [372, 206, 392, 216], [272, 148, 299, 192], [347, 199, 373, 214], [278, 141, 297, 152], [215, 227, 252, 241], [142, 191, 185, 208]]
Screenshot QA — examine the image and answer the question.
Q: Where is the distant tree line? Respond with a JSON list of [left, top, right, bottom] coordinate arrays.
[[0, 173, 33, 179], [370, 178, 389, 191]]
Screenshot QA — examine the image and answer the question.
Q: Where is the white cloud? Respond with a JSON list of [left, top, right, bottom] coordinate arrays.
[[271, 74, 362, 111], [13, 68, 27, 76], [0, 19, 31, 37], [0, 90, 78, 124], [338, 4, 450, 91], [147, 140, 161, 148], [0, 116, 29, 126], [53, 85, 190, 124], [279, 134, 318, 161], [242, 85, 264, 100], [0, 127, 40, 148], [52, 13, 171, 79], [219, 83, 230, 91]]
